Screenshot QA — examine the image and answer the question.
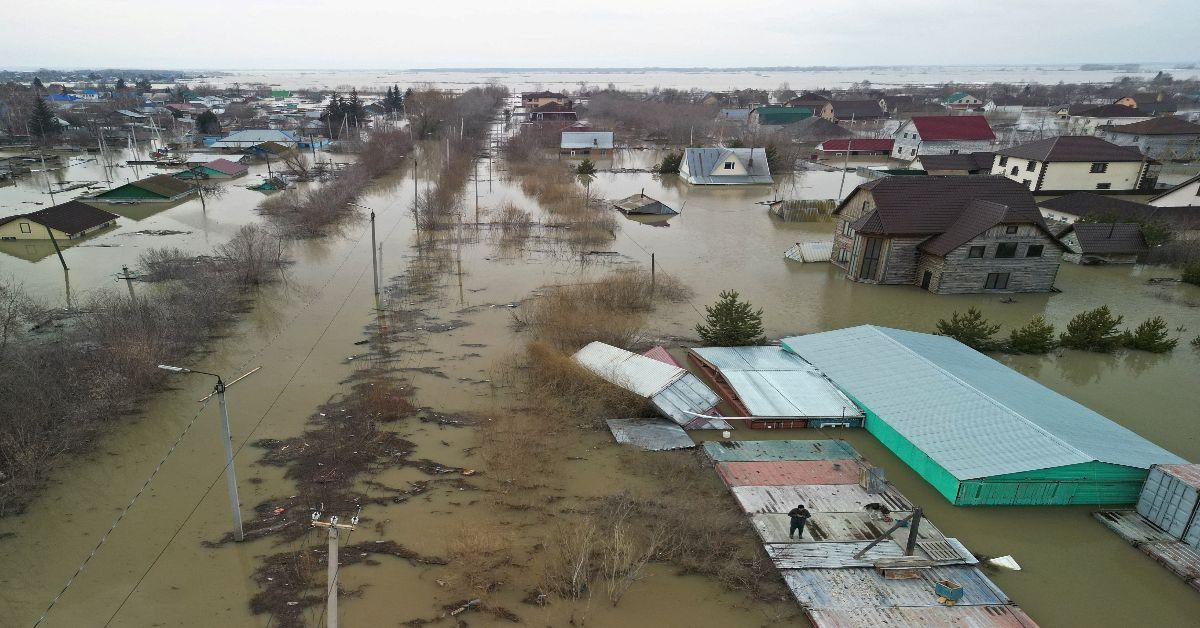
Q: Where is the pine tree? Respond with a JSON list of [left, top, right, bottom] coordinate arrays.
[[1008, 315, 1056, 354], [32, 77, 44, 92], [1123, 316, 1178, 353], [655, 151, 682, 174], [696, 291, 766, 346], [1059, 306, 1124, 352], [936, 307, 1000, 351], [136, 78, 152, 92], [28, 96, 60, 141], [195, 110, 221, 135], [115, 78, 126, 91], [576, 159, 596, 176]]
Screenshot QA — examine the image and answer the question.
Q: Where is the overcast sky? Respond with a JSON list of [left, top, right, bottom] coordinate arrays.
[[3, 0, 1197, 70]]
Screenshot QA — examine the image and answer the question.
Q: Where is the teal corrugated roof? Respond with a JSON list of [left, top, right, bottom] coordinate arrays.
[[782, 325, 1185, 479]]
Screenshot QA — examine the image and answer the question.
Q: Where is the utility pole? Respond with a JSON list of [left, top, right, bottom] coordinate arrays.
[[837, 113, 855, 200], [45, 225, 68, 271], [370, 210, 379, 297], [474, 158, 479, 224], [121, 265, 136, 301], [312, 510, 359, 628], [650, 253, 656, 298]]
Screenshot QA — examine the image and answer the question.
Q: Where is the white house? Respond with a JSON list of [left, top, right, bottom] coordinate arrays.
[[679, 147, 772, 185], [1066, 104, 1151, 135], [891, 116, 996, 161], [1149, 173, 1200, 207], [942, 92, 983, 110], [1096, 117, 1200, 161], [991, 136, 1152, 193]]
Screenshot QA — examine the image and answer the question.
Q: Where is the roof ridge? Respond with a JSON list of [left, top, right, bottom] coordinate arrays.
[[861, 325, 1095, 471]]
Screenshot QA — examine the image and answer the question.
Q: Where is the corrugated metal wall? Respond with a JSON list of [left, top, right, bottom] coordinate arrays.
[[956, 462, 1149, 506], [1138, 466, 1200, 548], [852, 396, 963, 503]]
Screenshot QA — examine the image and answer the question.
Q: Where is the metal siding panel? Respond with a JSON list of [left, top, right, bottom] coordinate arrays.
[[781, 566, 1009, 610], [703, 439, 858, 462], [731, 485, 914, 515], [605, 419, 695, 451], [753, 512, 947, 545], [808, 605, 1037, 628], [767, 541, 907, 568], [716, 460, 863, 487]]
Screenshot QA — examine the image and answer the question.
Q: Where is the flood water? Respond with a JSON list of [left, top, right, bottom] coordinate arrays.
[[3, 116, 1200, 627]]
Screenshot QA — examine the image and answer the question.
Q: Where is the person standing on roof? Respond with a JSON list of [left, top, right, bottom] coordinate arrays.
[[788, 504, 811, 539]]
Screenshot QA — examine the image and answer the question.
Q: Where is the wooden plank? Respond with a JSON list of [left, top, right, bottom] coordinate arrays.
[[1094, 510, 1177, 545], [716, 460, 863, 487], [782, 566, 1010, 610], [731, 484, 913, 515]]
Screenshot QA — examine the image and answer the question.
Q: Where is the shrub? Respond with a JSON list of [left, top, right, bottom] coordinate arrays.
[[1008, 315, 1057, 354], [696, 290, 765, 346], [654, 151, 682, 174], [1123, 316, 1178, 353], [1059, 306, 1124, 352], [1192, 335, 1200, 349], [936, 307, 1000, 351], [1183, 262, 1200, 286]]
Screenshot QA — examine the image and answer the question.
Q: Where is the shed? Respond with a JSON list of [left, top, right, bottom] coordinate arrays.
[[572, 341, 725, 429], [1057, 223, 1148, 264], [90, 174, 197, 203], [781, 325, 1186, 505], [613, 193, 677, 215]]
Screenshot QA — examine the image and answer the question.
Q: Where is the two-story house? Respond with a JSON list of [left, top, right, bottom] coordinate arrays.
[[1066, 104, 1150, 135], [891, 116, 995, 161], [991, 136, 1154, 193], [521, 91, 570, 109], [942, 92, 984, 110], [1096, 116, 1200, 161], [831, 176, 1065, 294]]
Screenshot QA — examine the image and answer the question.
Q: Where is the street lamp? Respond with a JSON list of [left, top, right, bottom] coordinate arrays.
[[158, 364, 260, 542], [348, 202, 380, 297]]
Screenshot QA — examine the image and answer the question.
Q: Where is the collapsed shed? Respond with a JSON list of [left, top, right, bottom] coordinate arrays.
[[782, 325, 1186, 506], [572, 342, 728, 429]]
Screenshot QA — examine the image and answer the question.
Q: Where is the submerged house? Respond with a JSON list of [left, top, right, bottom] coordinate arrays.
[[90, 174, 197, 203], [1057, 222, 1148, 264], [991, 136, 1154, 193], [210, 129, 299, 150], [560, 131, 614, 157], [1067, 104, 1150, 135], [679, 147, 772, 185], [613, 193, 676, 215], [0, 200, 119, 240], [815, 138, 893, 157], [831, 176, 1065, 294], [782, 325, 1186, 506], [917, 152, 995, 175], [891, 116, 995, 160], [1096, 116, 1200, 161], [176, 158, 249, 179]]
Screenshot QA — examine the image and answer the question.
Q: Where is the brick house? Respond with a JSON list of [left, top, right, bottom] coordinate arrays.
[[831, 176, 1065, 294], [891, 116, 995, 161]]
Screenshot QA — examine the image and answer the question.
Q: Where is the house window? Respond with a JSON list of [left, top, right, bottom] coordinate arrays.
[[19, 222, 31, 233], [998, 156, 1008, 166], [910, 148, 916, 156], [1010, 166, 1019, 176], [1090, 162, 1108, 173], [1025, 161, 1036, 172], [995, 242, 1018, 258], [1026, 244, 1044, 257], [841, 221, 854, 237], [985, 272, 1011, 290], [1006, 226, 1019, 235], [968, 245, 985, 258], [1096, 183, 1111, 190], [838, 248, 849, 262], [724, 161, 735, 170], [949, 149, 959, 155], [1026, 180, 1034, 191], [858, 238, 883, 280]]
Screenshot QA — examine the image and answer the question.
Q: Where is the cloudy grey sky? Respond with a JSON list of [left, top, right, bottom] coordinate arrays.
[[3, 0, 1197, 69]]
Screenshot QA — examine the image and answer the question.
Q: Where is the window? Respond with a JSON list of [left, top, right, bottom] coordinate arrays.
[[984, 272, 1011, 290], [1010, 166, 1019, 176], [1006, 226, 1019, 235], [1026, 244, 1044, 257], [838, 248, 849, 262], [1025, 160, 1036, 172], [1096, 183, 1111, 190], [861, 201, 869, 211], [995, 242, 1018, 258], [1026, 180, 1034, 191], [19, 222, 31, 233], [910, 148, 916, 156], [968, 245, 985, 258], [841, 221, 854, 237], [1090, 162, 1108, 173], [723, 161, 735, 170], [998, 156, 1008, 166], [858, 238, 883, 280], [949, 149, 959, 155]]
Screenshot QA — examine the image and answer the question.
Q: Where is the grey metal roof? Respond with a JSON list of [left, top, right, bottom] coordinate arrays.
[[690, 346, 863, 419], [681, 147, 772, 185], [560, 131, 613, 150], [781, 326, 1186, 479], [606, 418, 694, 451], [782, 565, 1009, 610], [211, 129, 299, 148], [574, 341, 720, 427]]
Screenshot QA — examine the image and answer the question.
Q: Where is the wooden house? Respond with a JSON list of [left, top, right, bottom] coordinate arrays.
[[831, 176, 1065, 294]]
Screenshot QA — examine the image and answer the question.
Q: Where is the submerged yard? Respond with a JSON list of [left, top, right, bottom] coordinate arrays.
[[2, 108, 1200, 627]]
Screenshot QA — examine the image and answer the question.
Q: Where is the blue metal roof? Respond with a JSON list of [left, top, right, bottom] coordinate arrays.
[[782, 325, 1186, 479], [681, 148, 772, 185], [691, 346, 862, 419]]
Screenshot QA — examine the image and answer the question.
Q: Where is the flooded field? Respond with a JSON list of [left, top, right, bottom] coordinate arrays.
[[2, 119, 1200, 628]]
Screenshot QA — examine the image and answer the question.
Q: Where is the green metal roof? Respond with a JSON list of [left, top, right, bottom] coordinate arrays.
[[752, 106, 813, 125]]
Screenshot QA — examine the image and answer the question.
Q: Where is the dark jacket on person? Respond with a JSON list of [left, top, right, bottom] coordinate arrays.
[[788, 507, 811, 523]]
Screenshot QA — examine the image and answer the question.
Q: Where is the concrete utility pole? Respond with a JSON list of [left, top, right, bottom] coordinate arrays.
[[348, 203, 379, 298], [312, 510, 359, 628], [158, 365, 261, 542], [121, 265, 136, 301]]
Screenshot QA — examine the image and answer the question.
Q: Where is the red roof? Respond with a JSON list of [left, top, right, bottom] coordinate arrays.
[[203, 158, 249, 176], [642, 346, 681, 368], [909, 115, 995, 141], [819, 138, 894, 152]]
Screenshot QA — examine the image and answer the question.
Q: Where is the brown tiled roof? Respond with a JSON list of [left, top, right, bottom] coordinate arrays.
[[1099, 116, 1200, 136], [919, 151, 995, 172], [1, 200, 118, 235], [136, 174, 194, 197], [1063, 223, 1148, 254], [1075, 104, 1145, 118], [830, 100, 885, 119], [1040, 192, 1200, 228], [920, 199, 1013, 256], [996, 136, 1144, 162]]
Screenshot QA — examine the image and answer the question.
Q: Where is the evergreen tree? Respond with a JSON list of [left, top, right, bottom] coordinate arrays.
[[195, 110, 221, 135], [32, 77, 43, 92], [1008, 315, 1056, 354], [383, 85, 404, 114], [1059, 306, 1124, 352], [764, 144, 782, 173], [1123, 316, 1178, 353], [576, 159, 596, 176], [936, 307, 1000, 351], [135, 78, 152, 92], [115, 78, 126, 91], [654, 151, 682, 174], [28, 96, 60, 141], [696, 290, 766, 346]]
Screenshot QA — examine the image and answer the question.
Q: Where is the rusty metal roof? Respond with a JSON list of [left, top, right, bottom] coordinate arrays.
[[716, 460, 862, 487]]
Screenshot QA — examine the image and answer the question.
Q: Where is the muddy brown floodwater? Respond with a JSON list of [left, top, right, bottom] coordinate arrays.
[[2, 121, 1200, 627]]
